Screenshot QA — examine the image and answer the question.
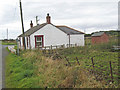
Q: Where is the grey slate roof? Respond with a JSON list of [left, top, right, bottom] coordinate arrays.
[[56, 26, 84, 35], [18, 23, 47, 37], [18, 23, 84, 37], [91, 32, 105, 37]]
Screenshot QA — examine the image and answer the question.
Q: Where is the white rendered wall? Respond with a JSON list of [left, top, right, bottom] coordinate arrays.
[[70, 34, 84, 46], [28, 24, 84, 49], [30, 24, 68, 49]]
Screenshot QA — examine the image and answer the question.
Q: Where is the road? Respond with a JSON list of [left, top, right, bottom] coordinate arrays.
[[0, 41, 2, 89], [0, 41, 9, 89]]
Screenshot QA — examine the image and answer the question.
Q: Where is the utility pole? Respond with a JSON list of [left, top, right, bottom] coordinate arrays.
[[19, 0, 26, 49], [7, 28, 8, 40], [36, 16, 39, 25], [6, 28, 8, 45]]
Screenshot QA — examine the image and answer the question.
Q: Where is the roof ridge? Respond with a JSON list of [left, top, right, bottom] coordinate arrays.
[[92, 32, 105, 37], [56, 25, 85, 34], [56, 25, 66, 27], [18, 23, 47, 37]]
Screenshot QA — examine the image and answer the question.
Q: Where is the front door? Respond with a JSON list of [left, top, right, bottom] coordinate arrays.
[[35, 35, 44, 48]]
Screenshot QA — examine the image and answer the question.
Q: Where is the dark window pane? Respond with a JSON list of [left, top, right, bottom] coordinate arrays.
[[36, 37, 42, 41]]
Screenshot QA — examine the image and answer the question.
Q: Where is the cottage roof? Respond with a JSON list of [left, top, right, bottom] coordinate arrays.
[[18, 23, 84, 37], [91, 32, 105, 37], [56, 25, 85, 35], [18, 23, 47, 37]]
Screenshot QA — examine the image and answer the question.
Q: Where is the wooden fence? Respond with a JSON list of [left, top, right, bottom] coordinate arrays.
[[36, 43, 117, 84], [37, 44, 78, 50], [112, 45, 120, 50], [40, 49, 116, 83]]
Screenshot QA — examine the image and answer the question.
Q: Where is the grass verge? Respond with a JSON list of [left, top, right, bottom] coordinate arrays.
[[5, 52, 37, 88], [5, 49, 113, 88]]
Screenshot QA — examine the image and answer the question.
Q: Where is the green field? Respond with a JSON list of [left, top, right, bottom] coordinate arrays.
[[2, 40, 16, 45], [5, 36, 119, 88]]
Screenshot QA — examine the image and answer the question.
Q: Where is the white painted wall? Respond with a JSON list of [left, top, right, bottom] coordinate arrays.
[[30, 24, 68, 49], [70, 34, 84, 46]]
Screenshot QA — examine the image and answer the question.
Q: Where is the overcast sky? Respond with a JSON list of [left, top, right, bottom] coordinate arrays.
[[0, 0, 119, 39]]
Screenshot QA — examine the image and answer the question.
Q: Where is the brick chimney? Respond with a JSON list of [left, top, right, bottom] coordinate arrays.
[[30, 20, 33, 28], [46, 13, 51, 24]]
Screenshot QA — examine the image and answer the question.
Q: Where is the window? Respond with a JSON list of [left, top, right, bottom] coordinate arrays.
[[36, 37, 42, 46], [36, 37, 42, 42], [35, 35, 44, 48]]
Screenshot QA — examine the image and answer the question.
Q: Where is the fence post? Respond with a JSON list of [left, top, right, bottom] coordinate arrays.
[[38, 45, 40, 50], [76, 57, 80, 65], [63, 44, 65, 48], [109, 61, 113, 83], [48, 49, 50, 55], [45, 49, 46, 54], [65, 56, 71, 66], [75, 44, 77, 47], [44, 47, 46, 54], [60, 45, 62, 49], [16, 39, 20, 56], [91, 57, 94, 68], [51, 45, 52, 50], [91, 57, 94, 73]]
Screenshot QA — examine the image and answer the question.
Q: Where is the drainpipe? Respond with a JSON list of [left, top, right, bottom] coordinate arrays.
[[68, 34, 70, 47]]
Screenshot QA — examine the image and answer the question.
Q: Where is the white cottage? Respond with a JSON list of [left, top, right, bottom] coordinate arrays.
[[18, 14, 85, 49]]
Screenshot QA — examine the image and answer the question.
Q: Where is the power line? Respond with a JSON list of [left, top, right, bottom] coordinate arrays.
[[13, 2, 17, 18]]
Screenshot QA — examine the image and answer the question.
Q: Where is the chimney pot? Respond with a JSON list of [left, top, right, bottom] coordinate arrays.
[[30, 20, 33, 28], [46, 13, 51, 24]]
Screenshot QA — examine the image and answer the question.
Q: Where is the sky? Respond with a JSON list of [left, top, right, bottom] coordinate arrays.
[[0, 0, 119, 39]]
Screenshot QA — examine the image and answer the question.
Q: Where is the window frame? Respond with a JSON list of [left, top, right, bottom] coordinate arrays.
[[35, 35, 44, 48]]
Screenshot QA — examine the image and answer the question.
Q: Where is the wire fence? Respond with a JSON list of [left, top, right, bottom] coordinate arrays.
[[39, 47, 118, 86], [37, 44, 78, 50]]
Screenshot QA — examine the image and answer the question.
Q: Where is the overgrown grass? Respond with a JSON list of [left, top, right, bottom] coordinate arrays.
[[49, 36, 119, 87], [6, 50, 110, 88], [53, 47, 118, 86], [5, 36, 119, 88]]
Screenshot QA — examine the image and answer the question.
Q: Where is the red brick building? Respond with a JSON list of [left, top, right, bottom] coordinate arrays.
[[91, 32, 109, 44]]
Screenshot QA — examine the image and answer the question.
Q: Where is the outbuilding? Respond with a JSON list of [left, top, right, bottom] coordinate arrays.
[[18, 14, 85, 49], [91, 32, 109, 44]]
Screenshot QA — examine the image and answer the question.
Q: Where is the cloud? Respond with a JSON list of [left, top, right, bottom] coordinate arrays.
[[0, 0, 118, 39]]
